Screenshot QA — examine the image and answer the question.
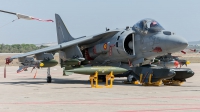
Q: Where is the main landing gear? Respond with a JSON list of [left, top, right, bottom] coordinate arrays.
[[124, 74, 139, 85], [47, 67, 52, 83]]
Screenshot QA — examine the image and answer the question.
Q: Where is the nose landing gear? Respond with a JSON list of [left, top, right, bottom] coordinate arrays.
[[47, 67, 52, 83]]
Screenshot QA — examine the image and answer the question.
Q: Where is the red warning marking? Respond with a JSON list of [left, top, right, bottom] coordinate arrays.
[[181, 50, 186, 54], [84, 49, 93, 60], [153, 47, 162, 52]]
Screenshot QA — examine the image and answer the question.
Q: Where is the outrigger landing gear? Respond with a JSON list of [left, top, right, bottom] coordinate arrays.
[[162, 79, 184, 86], [47, 67, 52, 83]]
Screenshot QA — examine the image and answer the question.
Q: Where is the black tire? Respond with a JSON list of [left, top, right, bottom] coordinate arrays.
[[127, 71, 137, 82], [47, 77, 52, 83]]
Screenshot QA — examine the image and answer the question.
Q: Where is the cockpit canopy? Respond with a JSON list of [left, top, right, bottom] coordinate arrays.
[[132, 18, 164, 34]]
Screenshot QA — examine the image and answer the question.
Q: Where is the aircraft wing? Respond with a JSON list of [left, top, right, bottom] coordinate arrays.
[[10, 30, 120, 59]]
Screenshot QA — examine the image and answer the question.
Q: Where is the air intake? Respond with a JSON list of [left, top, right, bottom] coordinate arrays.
[[124, 34, 133, 55]]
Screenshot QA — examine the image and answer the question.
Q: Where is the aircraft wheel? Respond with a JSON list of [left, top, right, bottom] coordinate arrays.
[[127, 74, 137, 82], [47, 76, 52, 83]]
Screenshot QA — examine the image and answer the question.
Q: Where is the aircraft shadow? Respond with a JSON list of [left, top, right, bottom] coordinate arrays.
[[0, 78, 141, 87], [3, 79, 198, 88]]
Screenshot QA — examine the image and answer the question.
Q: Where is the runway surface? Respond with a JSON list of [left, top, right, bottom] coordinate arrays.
[[0, 63, 200, 112]]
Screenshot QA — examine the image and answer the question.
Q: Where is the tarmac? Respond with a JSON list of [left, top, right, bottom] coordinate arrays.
[[0, 63, 200, 112]]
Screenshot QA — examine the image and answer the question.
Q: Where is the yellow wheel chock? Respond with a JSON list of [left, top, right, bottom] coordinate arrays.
[[162, 80, 183, 86], [123, 80, 140, 85], [105, 71, 115, 88], [132, 81, 140, 85], [89, 71, 103, 88]]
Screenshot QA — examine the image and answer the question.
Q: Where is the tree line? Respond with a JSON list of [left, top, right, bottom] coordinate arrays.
[[0, 44, 48, 53]]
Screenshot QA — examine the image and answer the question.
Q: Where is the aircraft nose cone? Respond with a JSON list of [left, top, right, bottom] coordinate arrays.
[[165, 35, 188, 52], [174, 36, 188, 47]]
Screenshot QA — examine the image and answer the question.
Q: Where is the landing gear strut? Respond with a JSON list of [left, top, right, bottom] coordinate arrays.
[[123, 71, 139, 85], [47, 67, 52, 83]]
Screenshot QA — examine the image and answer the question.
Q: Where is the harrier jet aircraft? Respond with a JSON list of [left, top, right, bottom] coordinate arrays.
[[4, 14, 190, 86]]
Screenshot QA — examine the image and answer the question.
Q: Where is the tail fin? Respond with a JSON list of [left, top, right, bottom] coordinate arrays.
[[55, 14, 83, 62], [55, 14, 74, 44]]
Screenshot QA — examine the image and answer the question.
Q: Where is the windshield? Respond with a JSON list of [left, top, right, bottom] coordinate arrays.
[[132, 18, 164, 34]]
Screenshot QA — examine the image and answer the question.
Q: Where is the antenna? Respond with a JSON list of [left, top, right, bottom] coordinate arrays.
[[106, 27, 110, 31]]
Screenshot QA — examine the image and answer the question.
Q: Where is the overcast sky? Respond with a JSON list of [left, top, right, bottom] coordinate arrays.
[[0, 0, 200, 44]]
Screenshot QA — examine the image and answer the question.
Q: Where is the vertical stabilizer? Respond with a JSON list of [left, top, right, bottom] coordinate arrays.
[[55, 14, 74, 44], [55, 14, 83, 63]]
